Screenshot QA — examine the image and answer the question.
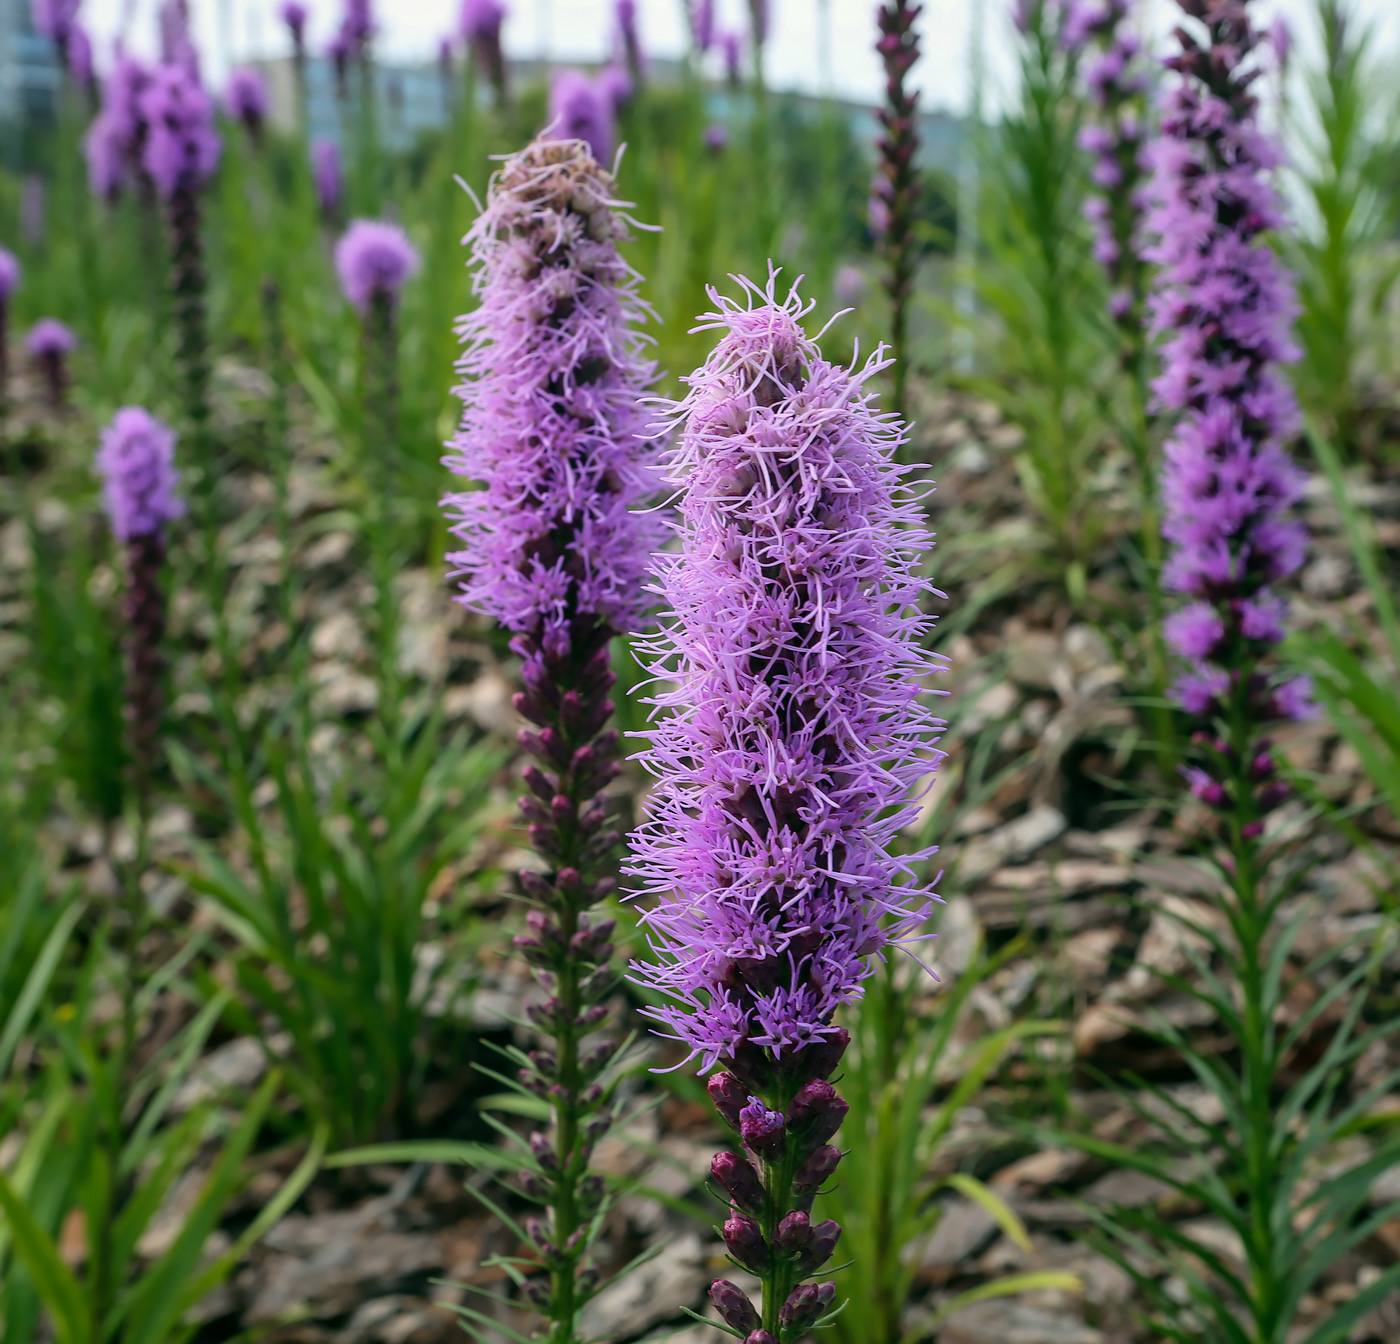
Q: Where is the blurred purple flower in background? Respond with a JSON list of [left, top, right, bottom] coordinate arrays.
[[141, 62, 221, 198], [598, 62, 633, 113], [313, 137, 342, 219], [616, 0, 645, 86], [159, 0, 199, 75], [334, 219, 419, 313], [720, 29, 742, 84], [28, 319, 77, 408], [461, 0, 508, 102], [548, 69, 613, 165], [225, 66, 268, 139], [32, 0, 79, 48], [67, 23, 94, 89], [703, 122, 727, 151], [96, 407, 184, 543], [338, 0, 375, 58], [692, 0, 715, 52], [280, 0, 308, 45]]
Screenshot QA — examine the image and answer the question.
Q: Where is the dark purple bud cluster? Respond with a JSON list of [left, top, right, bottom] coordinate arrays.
[[1184, 733, 1290, 841], [872, 0, 922, 416], [705, 1043, 849, 1341]]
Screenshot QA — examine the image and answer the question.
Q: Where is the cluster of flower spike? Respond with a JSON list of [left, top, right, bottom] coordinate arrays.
[[1147, 0, 1310, 735], [444, 137, 660, 651], [628, 280, 941, 1073], [1063, 0, 1151, 326], [628, 278, 943, 1339]]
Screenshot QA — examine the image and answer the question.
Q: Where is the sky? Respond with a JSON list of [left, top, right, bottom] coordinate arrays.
[[78, 0, 1400, 115]]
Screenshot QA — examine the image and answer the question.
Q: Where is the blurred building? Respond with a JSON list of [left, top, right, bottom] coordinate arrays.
[[0, 0, 61, 135]]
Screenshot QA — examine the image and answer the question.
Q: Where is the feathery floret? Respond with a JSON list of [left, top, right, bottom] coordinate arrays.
[[443, 137, 661, 647], [334, 219, 419, 312], [95, 408, 184, 542], [626, 275, 945, 1074]]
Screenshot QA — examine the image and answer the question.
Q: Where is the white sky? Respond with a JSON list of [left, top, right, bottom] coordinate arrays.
[[80, 0, 1400, 115]]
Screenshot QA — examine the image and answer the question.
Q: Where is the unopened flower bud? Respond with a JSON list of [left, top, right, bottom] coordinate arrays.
[[739, 1101, 786, 1160], [722, 1211, 770, 1272], [709, 1279, 760, 1334], [779, 1281, 836, 1330], [712, 1150, 764, 1215], [774, 1210, 812, 1254], [708, 1072, 749, 1130], [794, 1144, 841, 1191]]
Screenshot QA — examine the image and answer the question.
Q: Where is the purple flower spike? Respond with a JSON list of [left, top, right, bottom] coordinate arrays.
[[0, 249, 20, 303], [547, 70, 613, 166], [443, 136, 660, 648], [461, 0, 508, 101], [225, 66, 269, 137], [627, 273, 942, 1338], [32, 0, 79, 45], [616, 0, 645, 85], [1148, 1, 1310, 832], [312, 137, 343, 219], [720, 30, 742, 84], [334, 219, 419, 312], [26, 319, 76, 357], [96, 408, 184, 543], [280, 1, 308, 41], [141, 62, 222, 199], [27, 319, 77, 409], [627, 275, 943, 1073]]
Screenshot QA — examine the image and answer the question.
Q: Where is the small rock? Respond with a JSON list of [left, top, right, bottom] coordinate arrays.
[[937, 1299, 1101, 1344], [172, 1037, 268, 1114], [1083, 1169, 1171, 1208], [958, 807, 1067, 884], [578, 1233, 707, 1339]]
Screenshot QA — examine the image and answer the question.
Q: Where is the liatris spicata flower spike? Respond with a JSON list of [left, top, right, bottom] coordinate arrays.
[[461, 0, 508, 103], [32, 0, 79, 67], [141, 61, 221, 466], [598, 63, 633, 115], [281, 1, 308, 48], [159, 0, 199, 76], [334, 219, 418, 314], [1063, 2, 1151, 333], [85, 52, 153, 202], [225, 66, 268, 140], [1148, 0, 1310, 819], [67, 22, 95, 96], [616, 0, 644, 88], [26, 319, 77, 408], [873, 0, 922, 420], [338, 0, 374, 60], [720, 29, 742, 86], [626, 274, 945, 1341], [95, 408, 183, 800], [692, 0, 715, 53], [549, 69, 612, 166], [442, 136, 662, 1333], [312, 137, 343, 221], [0, 248, 20, 402]]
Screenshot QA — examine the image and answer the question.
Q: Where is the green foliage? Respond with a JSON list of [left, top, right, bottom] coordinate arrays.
[[961, 0, 1112, 586], [177, 712, 504, 1146], [1286, 0, 1400, 462], [1286, 427, 1400, 847], [821, 939, 1072, 1344]]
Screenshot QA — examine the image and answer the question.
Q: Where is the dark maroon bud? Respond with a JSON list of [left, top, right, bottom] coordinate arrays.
[[527, 1049, 558, 1078], [518, 1170, 549, 1199], [711, 1150, 765, 1216], [527, 997, 566, 1030], [518, 868, 554, 901], [722, 1211, 771, 1273], [528, 822, 559, 857], [513, 690, 551, 728], [575, 1003, 608, 1029], [779, 1281, 836, 1330], [529, 1131, 559, 1172], [522, 1277, 551, 1308], [581, 1112, 612, 1145], [803, 1026, 850, 1080], [796, 1220, 842, 1275], [744, 1333, 778, 1344], [575, 1263, 599, 1294], [537, 726, 567, 765], [578, 966, 614, 1000], [708, 1072, 749, 1130], [774, 1210, 812, 1254], [709, 1280, 761, 1334], [525, 1218, 557, 1259], [578, 1173, 606, 1212], [565, 1228, 587, 1252], [581, 1082, 604, 1106], [518, 794, 550, 825], [513, 933, 550, 968], [579, 1040, 618, 1074], [519, 1067, 549, 1097], [788, 1079, 835, 1124], [526, 909, 562, 946], [550, 794, 576, 825], [555, 867, 584, 898], [1242, 821, 1265, 839], [1258, 780, 1288, 810], [794, 1144, 841, 1191]]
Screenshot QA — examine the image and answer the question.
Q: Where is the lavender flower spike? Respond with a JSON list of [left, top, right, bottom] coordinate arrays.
[[225, 66, 269, 140], [96, 409, 184, 801], [27, 318, 77, 408], [312, 137, 343, 221], [461, 0, 508, 103], [1148, 0, 1310, 772], [548, 70, 613, 166], [1148, 0, 1310, 872], [334, 219, 419, 314], [442, 135, 661, 1338], [0, 248, 20, 403], [627, 274, 945, 1340]]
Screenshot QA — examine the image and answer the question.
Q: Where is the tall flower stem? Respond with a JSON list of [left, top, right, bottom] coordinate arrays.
[[122, 532, 168, 808], [169, 183, 211, 479], [628, 277, 945, 1343], [443, 138, 662, 1339], [874, 0, 922, 422]]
